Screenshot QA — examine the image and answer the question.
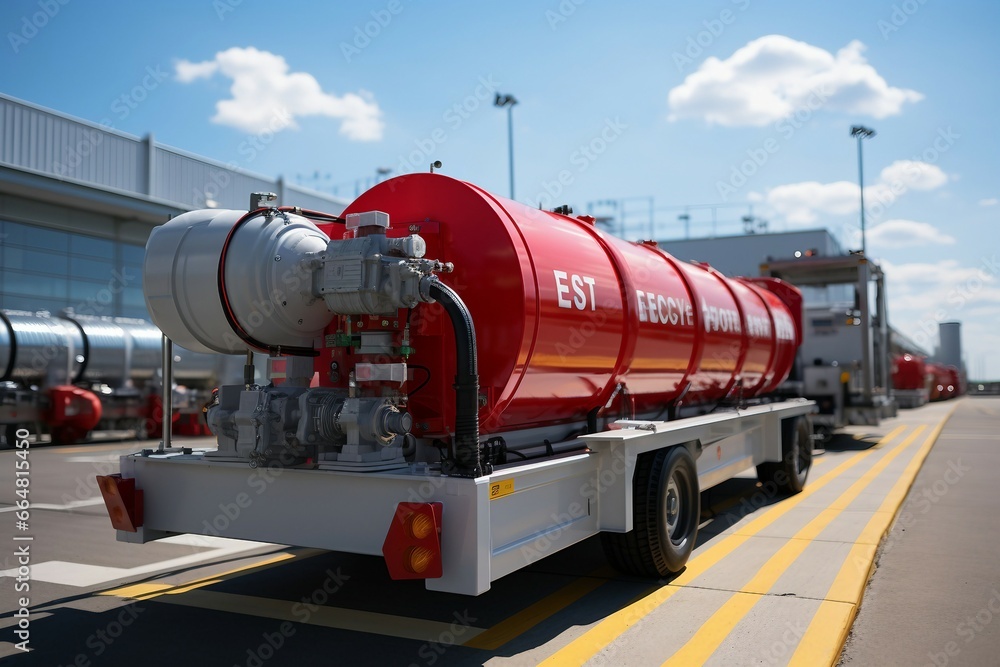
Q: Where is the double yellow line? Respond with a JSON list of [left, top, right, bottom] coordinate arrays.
[[662, 425, 926, 665], [789, 414, 954, 665], [542, 421, 940, 665]]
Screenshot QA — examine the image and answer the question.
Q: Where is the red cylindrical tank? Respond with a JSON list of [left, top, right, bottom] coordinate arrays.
[[892, 354, 926, 391], [45, 385, 102, 444], [926, 362, 956, 401], [337, 174, 801, 437], [945, 365, 962, 397]]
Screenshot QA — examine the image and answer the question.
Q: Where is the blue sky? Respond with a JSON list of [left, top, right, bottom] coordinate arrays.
[[2, 0, 998, 377]]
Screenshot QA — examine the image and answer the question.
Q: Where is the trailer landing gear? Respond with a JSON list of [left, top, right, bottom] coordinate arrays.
[[757, 416, 812, 495]]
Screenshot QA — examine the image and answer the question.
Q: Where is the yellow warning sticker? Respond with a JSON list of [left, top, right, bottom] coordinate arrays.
[[489, 479, 515, 500]]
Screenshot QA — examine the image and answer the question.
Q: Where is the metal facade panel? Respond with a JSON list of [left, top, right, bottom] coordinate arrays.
[[0, 95, 141, 192], [662, 229, 843, 277], [152, 147, 274, 210], [1, 94, 348, 214], [283, 184, 348, 214]]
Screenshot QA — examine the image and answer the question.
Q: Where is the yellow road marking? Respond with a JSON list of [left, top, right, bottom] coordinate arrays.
[[464, 567, 615, 650], [790, 411, 955, 666], [103, 582, 174, 598], [539, 424, 911, 666], [663, 425, 926, 665], [702, 451, 838, 519], [100, 552, 303, 600], [153, 589, 488, 642]]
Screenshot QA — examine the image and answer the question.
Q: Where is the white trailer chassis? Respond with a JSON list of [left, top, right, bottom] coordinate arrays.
[[112, 399, 815, 595]]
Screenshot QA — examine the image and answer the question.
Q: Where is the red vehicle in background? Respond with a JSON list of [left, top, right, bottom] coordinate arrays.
[[891, 354, 929, 408], [927, 362, 962, 401]]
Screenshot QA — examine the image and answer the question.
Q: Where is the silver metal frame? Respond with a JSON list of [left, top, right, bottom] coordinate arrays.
[[115, 399, 814, 595]]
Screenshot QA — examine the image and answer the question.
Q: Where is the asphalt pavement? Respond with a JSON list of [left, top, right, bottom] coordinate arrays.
[[0, 398, 986, 666], [840, 396, 1000, 667]]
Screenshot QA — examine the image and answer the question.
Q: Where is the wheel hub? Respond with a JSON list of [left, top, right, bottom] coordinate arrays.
[[666, 477, 680, 537]]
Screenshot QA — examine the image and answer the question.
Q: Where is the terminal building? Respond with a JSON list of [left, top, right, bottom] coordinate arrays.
[[0, 93, 348, 320], [662, 228, 846, 277]]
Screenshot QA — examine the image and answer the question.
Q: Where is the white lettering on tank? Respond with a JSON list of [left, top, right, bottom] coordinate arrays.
[[554, 270, 596, 310], [636, 289, 694, 326], [773, 311, 796, 340], [701, 297, 742, 334], [745, 314, 772, 338]]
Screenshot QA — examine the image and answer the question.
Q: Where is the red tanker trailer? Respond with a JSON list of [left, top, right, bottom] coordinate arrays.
[[98, 175, 815, 594], [927, 362, 961, 401], [892, 353, 929, 408], [339, 175, 801, 441]]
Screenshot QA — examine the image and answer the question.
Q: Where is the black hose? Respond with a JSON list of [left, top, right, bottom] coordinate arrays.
[[587, 406, 600, 434], [427, 280, 484, 478], [0, 311, 17, 382]]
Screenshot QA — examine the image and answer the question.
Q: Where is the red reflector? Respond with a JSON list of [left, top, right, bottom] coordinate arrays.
[[382, 502, 443, 580], [96, 474, 144, 532]]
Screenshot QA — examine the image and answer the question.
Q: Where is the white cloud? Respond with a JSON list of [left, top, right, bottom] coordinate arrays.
[[866, 219, 956, 247], [881, 258, 1000, 313], [762, 160, 948, 225], [766, 180, 859, 224], [667, 35, 923, 127], [174, 47, 383, 141], [880, 258, 1000, 376], [980, 198, 998, 207], [175, 59, 218, 82], [878, 160, 947, 191]]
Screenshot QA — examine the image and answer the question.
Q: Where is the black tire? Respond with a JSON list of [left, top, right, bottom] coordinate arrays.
[[756, 416, 812, 494], [602, 446, 700, 577]]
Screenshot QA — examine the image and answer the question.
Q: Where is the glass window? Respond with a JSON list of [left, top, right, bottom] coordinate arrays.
[[2, 247, 68, 276], [2, 222, 69, 252], [120, 244, 145, 265], [120, 305, 150, 319], [2, 270, 67, 299], [71, 235, 115, 259], [70, 256, 115, 281], [113, 265, 142, 292], [68, 280, 109, 304], [1, 294, 66, 314], [1, 221, 29, 247], [0, 221, 153, 321], [121, 286, 146, 309]]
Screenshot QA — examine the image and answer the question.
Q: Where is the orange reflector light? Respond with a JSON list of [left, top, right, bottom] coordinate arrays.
[[382, 502, 443, 580], [95, 474, 144, 532], [407, 512, 434, 540], [405, 546, 435, 574]]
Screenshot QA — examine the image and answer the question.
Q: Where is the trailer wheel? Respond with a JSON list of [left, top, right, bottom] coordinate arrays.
[[602, 446, 700, 578], [756, 416, 812, 495]]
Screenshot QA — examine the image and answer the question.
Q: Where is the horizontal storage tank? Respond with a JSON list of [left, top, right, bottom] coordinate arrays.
[[0, 311, 82, 385], [0, 311, 240, 391], [61, 314, 211, 385], [342, 174, 802, 435], [141, 174, 804, 439]]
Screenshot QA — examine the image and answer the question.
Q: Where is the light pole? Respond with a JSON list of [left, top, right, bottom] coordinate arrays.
[[851, 125, 876, 255], [494, 93, 518, 199]]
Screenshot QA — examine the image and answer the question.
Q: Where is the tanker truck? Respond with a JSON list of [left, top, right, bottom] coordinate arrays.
[[97, 174, 815, 595]]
